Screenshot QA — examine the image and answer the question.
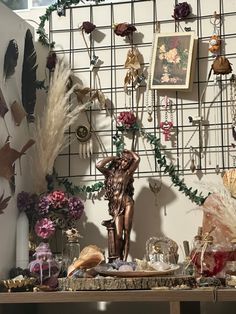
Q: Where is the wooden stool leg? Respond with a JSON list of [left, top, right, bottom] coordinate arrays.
[[170, 301, 180, 314]]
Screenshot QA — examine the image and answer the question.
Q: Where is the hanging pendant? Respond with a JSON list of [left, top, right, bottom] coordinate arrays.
[[149, 180, 162, 206], [232, 125, 236, 141], [190, 158, 196, 173], [160, 121, 173, 141], [76, 125, 93, 159], [215, 164, 220, 174], [147, 112, 153, 122]]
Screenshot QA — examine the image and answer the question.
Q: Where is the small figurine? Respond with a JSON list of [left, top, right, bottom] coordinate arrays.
[[209, 34, 221, 54]]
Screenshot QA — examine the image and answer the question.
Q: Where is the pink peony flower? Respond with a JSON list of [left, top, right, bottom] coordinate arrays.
[[117, 111, 137, 129], [35, 218, 55, 239], [49, 190, 67, 209]]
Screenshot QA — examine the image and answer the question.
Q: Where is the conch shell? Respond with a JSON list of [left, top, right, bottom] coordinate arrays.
[[223, 169, 236, 198], [67, 245, 104, 276]]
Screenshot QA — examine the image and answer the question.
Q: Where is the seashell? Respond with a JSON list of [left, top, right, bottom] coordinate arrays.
[[67, 245, 105, 276], [223, 169, 236, 198]]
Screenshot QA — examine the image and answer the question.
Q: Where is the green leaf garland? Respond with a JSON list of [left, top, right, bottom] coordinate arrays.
[[37, 0, 105, 47]]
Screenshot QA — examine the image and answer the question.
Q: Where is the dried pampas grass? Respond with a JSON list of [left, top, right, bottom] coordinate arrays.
[[33, 60, 86, 193]]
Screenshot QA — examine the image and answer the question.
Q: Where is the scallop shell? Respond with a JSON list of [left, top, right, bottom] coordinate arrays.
[[67, 245, 105, 276], [223, 169, 236, 198]]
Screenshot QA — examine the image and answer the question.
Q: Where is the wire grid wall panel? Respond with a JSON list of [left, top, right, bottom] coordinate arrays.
[[50, 0, 236, 183]]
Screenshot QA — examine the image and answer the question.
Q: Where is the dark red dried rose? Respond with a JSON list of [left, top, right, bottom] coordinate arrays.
[[172, 2, 191, 20], [114, 23, 137, 37], [46, 51, 57, 71], [82, 21, 96, 34]]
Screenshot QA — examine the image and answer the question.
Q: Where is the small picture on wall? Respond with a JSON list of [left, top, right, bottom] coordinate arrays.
[[150, 32, 195, 90]]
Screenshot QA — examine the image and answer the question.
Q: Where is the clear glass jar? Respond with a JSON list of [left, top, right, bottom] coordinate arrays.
[[63, 228, 81, 271]]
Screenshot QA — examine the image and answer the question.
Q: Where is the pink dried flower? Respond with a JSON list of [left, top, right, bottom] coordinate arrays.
[[117, 111, 137, 129], [49, 190, 67, 209], [35, 218, 55, 239]]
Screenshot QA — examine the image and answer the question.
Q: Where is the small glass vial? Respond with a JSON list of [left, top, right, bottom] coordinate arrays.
[[63, 228, 81, 270]]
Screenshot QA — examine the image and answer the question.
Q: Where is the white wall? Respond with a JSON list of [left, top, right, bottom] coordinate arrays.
[[0, 2, 36, 279]]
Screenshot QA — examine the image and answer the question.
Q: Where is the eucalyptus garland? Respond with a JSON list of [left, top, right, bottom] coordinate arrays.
[[52, 127, 207, 204], [57, 177, 104, 195], [37, 0, 104, 48], [113, 127, 207, 205]]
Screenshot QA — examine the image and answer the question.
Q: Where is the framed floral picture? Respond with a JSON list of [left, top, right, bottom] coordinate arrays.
[[150, 32, 196, 90]]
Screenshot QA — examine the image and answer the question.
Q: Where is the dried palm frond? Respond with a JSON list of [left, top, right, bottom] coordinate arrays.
[[33, 60, 86, 193]]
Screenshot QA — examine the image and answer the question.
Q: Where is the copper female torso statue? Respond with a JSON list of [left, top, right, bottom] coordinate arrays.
[[96, 150, 140, 261]]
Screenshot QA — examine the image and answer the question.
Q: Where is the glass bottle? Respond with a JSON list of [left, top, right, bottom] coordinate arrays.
[[63, 228, 81, 271], [29, 242, 60, 285], [191, 234, 231, 277]]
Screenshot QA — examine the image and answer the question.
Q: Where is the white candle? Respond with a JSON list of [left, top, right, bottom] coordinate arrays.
[[16, 211, 29, 269]]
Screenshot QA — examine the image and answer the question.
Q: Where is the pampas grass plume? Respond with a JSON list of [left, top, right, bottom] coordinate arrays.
[[33, 60, 85, 193]]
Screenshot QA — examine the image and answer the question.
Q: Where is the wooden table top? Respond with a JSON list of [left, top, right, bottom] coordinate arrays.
[[0, 288, 235, 304]]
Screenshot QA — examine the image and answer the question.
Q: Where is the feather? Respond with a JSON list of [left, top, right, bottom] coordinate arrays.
[[21, 29, 37, 122], [3, 39, 19, 80], [0, 88, 8, 118]]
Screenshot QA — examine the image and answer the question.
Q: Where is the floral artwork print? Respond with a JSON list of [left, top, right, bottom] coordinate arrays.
[[151, 33, 194, 89]]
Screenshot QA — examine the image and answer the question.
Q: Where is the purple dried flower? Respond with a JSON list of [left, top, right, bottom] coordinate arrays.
[[82, 21, 96, 34], [37, 195, 51, 215], [17, 191, 37, 212], [172, 2, 191, 20], [68, 196, 84, 220]]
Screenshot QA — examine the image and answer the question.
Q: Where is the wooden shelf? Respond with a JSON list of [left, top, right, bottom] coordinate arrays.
[[0, 288, 234, 304]]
